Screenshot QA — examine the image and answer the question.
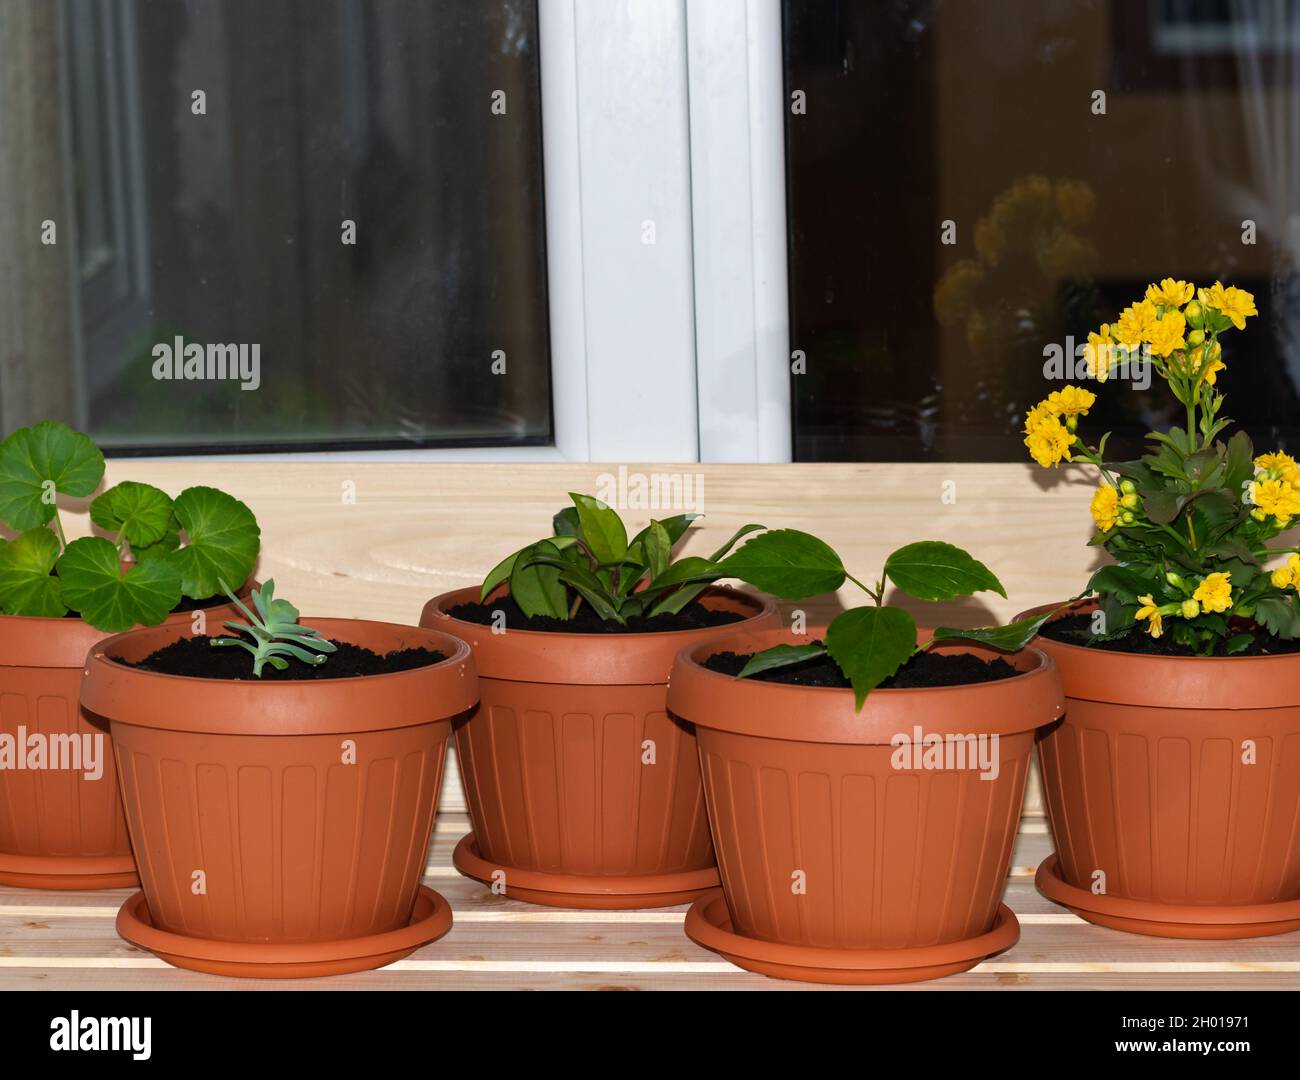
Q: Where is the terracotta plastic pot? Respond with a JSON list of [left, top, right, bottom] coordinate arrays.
[[668, 625, 1064, 983], [1022, 600, 1300, 939], [420, 585, 778, 908], [0, 587, 254, 890], [80, 618, 478, 978]]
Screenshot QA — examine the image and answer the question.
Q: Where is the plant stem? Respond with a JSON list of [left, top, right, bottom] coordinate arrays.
[[50, 511, 67, 552]]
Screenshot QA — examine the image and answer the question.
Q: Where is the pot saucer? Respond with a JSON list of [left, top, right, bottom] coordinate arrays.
[[1036, 853, 1300, 939], [0, 850, 138, 890], [453, 833, 719, 909], [684, 889, 1019, 984], [116, 884, 452, 978]]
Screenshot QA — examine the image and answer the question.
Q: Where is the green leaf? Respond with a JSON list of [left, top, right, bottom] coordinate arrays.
[[1085, 564, 1158, 603], [825, 606, 918, 709], [480, 549, 521, 601], [933, 610, 1055, 653], [558, 569, 625, 624], [0, 421, 105, 530], [1254, 595, 1300, 640], [1142, 489, 1184, 525], [132, 515, 181, 563], [736, 642, 828, 679], [883, 540, 1006, 601], [1223, 430, 1255, 495], [720, 529, 846, 600], [643, 521, 671, 581], [629, 513, 699, 550], [570, 493, 628, 565], [552, 506, 581, 537], [90, 481, 175, 548], [510, 539, 569, 619], [167, 486, 260, 599], [0, 528, 66, 617], [1226, 633, 1254, 655], [56, 536, 182, 631]]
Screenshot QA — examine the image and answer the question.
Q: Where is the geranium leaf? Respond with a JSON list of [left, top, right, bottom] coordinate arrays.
[[168, 486, 260, 599], [0, 421, 105, 530], [0, 528, 66, 617], [90, 481, 175, 548], [56, 535, 182, 632]]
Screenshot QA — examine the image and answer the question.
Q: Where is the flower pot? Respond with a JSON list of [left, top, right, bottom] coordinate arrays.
[[420, 585, 779, 908], [667, 626, 1063, 983], [80, 618, 478, 978], [0, 590, 254, 890], [1022, 600, 1300, 939]]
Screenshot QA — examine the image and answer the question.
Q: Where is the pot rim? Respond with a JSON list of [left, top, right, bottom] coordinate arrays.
[[0, 577, 258, 670], [421, 584, 779, 685], [81, 616, 478, 735], [666, 625, 1064, 745], [1018, 599, 1300, 710]]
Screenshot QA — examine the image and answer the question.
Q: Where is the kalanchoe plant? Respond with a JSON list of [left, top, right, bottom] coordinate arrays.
[[481, 493, 763, 623], [0, 420, 261, 632], [210, 578, 336, 677], [1022, 279, 1299, 655], [715, 530, 1050, 708]]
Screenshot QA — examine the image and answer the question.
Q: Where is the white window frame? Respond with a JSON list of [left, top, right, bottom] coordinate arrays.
[[153, 0, 791, 465]]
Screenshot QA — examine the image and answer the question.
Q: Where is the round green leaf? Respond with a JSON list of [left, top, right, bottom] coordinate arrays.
[[90, 481, 176, 548], [825, 606, 918, 709], [0, 528, 66, 617], [167, 486, 261, 599], [0, 421, 105, 530], [720, 529, 846, 600], [56, 535, 182, 631], [883, 541, 1006, 601]]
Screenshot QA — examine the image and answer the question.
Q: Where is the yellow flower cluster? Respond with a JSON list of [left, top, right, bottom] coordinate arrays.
[[1135, 572, 1234, 638], [1088, 479, 1140, 533], [1022, 384, 1095, 468], [1250, 451, 1300, 527], [1080, 279, 1253, 383]]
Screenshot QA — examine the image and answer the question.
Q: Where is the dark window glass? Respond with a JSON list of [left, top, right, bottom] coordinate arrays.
[[783, 0, 1300, 461], [19, 0, 550, 453]]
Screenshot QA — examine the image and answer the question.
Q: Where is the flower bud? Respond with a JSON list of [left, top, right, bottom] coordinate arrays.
[[1120, 479, 1136, 495], [1185, 300, 1203, 326], [1121, 492, 1139, 509], [1121, 510, 1135, 525], [1166, 571, 1184, 588], [1187, 328, 1205, 346], [1181, 599, 1200, 619]]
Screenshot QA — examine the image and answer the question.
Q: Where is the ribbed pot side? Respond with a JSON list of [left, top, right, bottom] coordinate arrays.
[[81, 618, 477, 944], [1023, 602, 1300, 910], [421, 586, 779, 898], [668, 627, 1064, 951], [0, 589, 255, 890]]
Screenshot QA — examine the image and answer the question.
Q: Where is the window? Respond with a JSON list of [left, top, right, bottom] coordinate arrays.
[[13, 0, 551, 454], [783, 0, 1300, 462]]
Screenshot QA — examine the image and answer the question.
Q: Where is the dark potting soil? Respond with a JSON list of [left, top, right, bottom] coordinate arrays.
[[120, 635, 446, 680], [447, 596, 746, 635], [703, 644, 1021, 690], [1041, 612, 1300, 658]]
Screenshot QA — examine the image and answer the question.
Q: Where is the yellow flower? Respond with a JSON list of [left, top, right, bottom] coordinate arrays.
[[1277, 554, 1300, 590], [1023, 401, 1056, 434], [1114, 299, 1158, 347], [1193, 572, 1234, 614], [1198, 281, 1258, 331], [1146, 278, 1194, 309], [1046, 385, 1096, 418], [1135, 594, 1164, 638], [1024, 418, 1073, 468], [1146, 309, 1187, 358], [1250, 478, 1300, 526], [1090, 484, 1119, 532], [1256, 451, 1297, 473], [1084, 325, 1115, 382]]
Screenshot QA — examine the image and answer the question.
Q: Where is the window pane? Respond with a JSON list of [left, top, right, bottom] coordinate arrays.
[[784, 0, 1300, 461], [13, 0, 550, 452]]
